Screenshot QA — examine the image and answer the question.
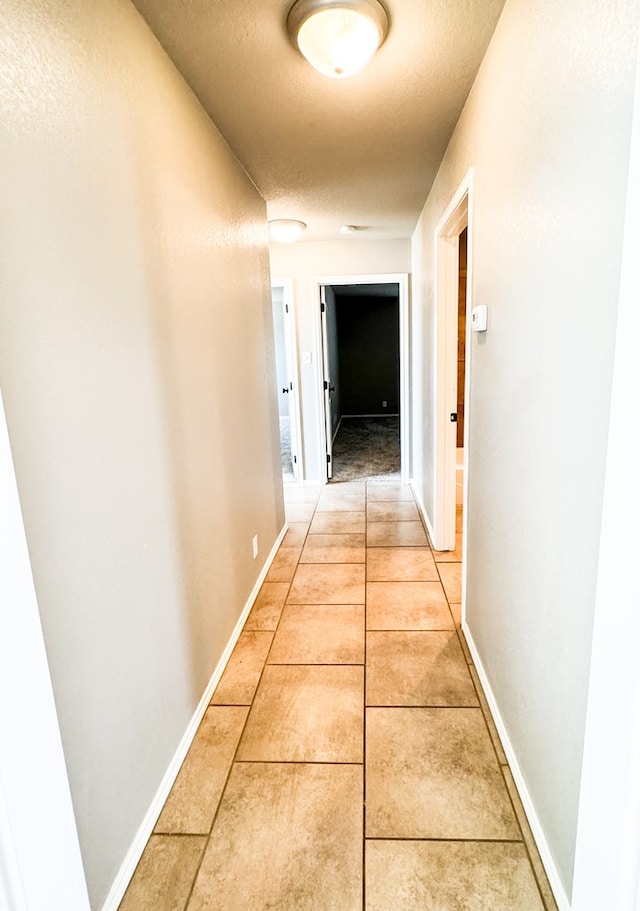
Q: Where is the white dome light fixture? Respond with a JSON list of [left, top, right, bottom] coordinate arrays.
[[287, 0, 389, 79], [268, 219, 307, 243]]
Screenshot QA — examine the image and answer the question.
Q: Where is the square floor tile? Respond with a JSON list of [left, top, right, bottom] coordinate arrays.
[[316, 493, 366, 512], [367, 484, 415, 502], [154, 706, 248, 834], [237, 664, 364, 762], [119, 834, 206, 911], [324, 481, 366, 495], [366, 707, 519, 839], [366, 547, 438, 581], [438, 562, 462, 602], [265, 546, 300, 582], [300, 533, 366, 564], [309, 511, 366, 534], [211, 631, 273, 705], [289, 563, 365, 604], [283, 486, 320, 504], [187, 763, 362, 911], [244, 582, 289, 630], [366, 581, 453, 630], [367, 501, 419, 522], [367, 521, 428, 547], [282, 522, 309, 548], [365, 841, 544, 911], [285, 502, 316, 523], [269, 604, 364, 664], [366, 631, 478, 707]]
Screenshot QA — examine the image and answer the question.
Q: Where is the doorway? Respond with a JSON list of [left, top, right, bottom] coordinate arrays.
[[271, 280, 303, 485], [433, 170, 473, 612], [313, 273, 410, 484]]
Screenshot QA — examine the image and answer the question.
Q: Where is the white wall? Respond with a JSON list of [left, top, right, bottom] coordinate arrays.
[[270, 239, 410, 479], [0, 0, 283, 906], [411, 0, 639, 899]]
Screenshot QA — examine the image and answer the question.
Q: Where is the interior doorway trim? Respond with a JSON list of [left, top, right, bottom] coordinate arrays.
[[310, 273, 410, 484], [271, 277, 304, 485], [432, 169, 474, 562]]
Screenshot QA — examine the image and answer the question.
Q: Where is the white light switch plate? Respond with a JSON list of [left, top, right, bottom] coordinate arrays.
[[471, 305, 488, 332]]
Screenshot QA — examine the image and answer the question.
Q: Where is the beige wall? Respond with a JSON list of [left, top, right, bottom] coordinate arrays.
[[0, 0, 283, 906], [411, 0, 639, 898], [270, 239, 410, 479]]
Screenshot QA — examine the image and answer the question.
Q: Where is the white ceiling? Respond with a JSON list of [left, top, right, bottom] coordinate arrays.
[[132, 0, 506, 242]]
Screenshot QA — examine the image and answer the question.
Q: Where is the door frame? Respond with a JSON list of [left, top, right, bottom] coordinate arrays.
[[432, 170, 474, 559], [0, 390, 90, 911], [311, 273, 410, 484], [271, 277, 304, 485], [571, 20, 640, 906]]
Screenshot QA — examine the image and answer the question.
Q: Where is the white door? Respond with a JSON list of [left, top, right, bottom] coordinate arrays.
[[271, 283, 302, 483], [319, 285, 334, 479]]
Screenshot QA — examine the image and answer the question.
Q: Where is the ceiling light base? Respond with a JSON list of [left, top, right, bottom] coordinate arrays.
[[287, 0, 389, 79]]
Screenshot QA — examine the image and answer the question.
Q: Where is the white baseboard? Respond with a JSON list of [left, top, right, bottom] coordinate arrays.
[[100, 523, 288, 911], [410, 481, 436, 548], [462, 621, 571, 911]]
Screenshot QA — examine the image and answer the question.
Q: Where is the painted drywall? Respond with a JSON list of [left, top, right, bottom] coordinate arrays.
[[0, 0, 283, 906], [335, 293, 400, 415], [270, 239, 410, 479], [411, 0, 639, 897]]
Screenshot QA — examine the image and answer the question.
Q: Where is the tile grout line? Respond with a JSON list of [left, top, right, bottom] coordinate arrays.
[[177, 534, 303, 911]]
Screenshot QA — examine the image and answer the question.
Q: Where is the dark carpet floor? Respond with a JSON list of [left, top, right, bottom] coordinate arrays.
[[330, 416, 400, 482]]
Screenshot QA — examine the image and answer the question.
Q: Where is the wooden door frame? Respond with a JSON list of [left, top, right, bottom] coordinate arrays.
[[432, 170, 474, 557], [311, 273, 410, 484], [271, 277, 304, 485]]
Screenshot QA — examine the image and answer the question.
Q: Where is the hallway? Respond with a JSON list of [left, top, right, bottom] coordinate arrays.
[[119, 481, 557, 911]]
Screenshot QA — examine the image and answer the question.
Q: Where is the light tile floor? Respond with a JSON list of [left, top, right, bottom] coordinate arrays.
[[119, 481, 558, 911]]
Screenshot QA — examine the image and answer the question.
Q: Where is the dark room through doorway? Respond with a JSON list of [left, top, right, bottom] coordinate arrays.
[[320, 282, 400, 482]]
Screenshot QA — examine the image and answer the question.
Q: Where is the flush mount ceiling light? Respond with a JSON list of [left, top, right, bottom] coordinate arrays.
[[268, 219, 307, 242], [287, 0, 389, 79]]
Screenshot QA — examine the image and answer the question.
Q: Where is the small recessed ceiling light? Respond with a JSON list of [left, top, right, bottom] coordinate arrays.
[[268, 219, 307, 243], [340, 225, 357, 234], [287, 0, 389, 79]]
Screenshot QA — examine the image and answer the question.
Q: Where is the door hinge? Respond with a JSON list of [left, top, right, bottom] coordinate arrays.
[[285, 303, 289, 313], [293, 455, 297, 464], [324, 380, 329, 390], [327, 453, 331, 464], [450, 413, 458, 422], [321, 302, 326, 313], [289, 382, 293, 391]]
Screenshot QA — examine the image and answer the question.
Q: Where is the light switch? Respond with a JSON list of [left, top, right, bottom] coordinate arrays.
[[471, 305, 488, 332]]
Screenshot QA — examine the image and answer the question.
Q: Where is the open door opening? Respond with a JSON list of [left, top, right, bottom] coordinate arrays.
[[271, 281, 303, 485], [314, 274, 409, 485], [432, 169, 473, 621]]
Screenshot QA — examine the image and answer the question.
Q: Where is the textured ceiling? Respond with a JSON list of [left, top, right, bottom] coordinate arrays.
[[132, 0, 506, 241]]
